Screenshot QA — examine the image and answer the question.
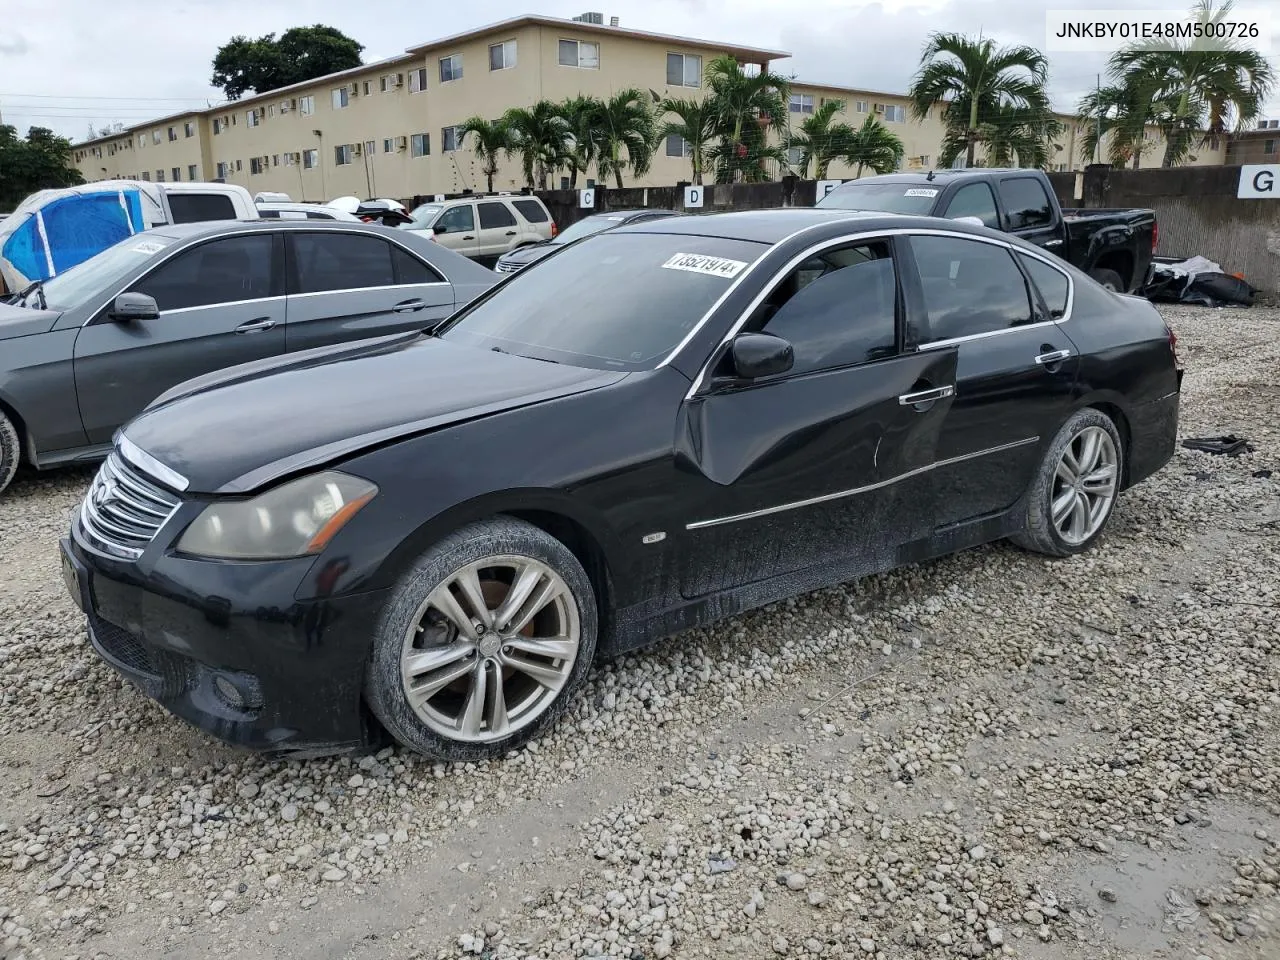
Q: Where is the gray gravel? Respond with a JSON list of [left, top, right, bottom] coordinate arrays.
[[1, 303, 1278, 960]]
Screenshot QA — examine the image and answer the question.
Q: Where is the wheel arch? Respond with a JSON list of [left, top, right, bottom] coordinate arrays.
[[1092, 251, 1135, 290], [0, 391, 31, 466], [1074, 392, 1133, 488]]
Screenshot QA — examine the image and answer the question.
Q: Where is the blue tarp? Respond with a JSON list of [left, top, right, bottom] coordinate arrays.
[[1, 187, 146, 289]]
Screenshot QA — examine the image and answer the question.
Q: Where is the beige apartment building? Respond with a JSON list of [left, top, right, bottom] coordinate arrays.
[[71, 13, 1228, 201]]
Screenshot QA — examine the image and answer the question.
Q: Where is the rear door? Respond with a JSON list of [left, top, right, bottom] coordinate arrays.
[[995, 175, 1064, 253], [432, 203, 480, 259], [73, 232, 286, 444], [475, 201, 521, 258], [284, 230, 453, 352]]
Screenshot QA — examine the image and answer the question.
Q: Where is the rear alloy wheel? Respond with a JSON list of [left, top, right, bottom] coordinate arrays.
[[1011, 408, 1123, 557], [1089, 267, 1124, 293], [366, 517, 597, 760], [0, 411, 19, 496]]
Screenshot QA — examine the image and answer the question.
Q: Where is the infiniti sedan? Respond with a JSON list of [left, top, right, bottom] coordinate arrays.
[[0, 221, 495, 495], [63, 210, 1181, 760]]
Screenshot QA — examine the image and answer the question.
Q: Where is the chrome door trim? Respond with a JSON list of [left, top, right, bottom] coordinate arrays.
[[685, 436, 1039, 530]]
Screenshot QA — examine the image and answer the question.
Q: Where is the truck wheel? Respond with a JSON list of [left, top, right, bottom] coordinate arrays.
[[1089, 268, 1124, 293], [0, 411, 20, 496]]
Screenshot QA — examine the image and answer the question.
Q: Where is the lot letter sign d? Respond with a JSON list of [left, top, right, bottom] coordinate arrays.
[[1237, 165, 1279, 199], [684, 185, 704, 209]]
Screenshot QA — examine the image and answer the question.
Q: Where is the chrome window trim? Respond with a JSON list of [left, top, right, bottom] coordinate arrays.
[[683, 226, 1076, 399], [686, 436, 1039, 530], [287, 281, 450, 300], [118, 435, 189, 492], [141, 295, 286, 318]]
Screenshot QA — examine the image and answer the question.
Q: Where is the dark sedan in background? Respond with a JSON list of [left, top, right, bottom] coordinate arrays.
[[493, 208, 677, 274], [0, 221, 495, 495], [63, 209, 1180, 761]]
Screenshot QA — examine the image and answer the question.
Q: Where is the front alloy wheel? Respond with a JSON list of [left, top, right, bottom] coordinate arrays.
[[367, 517, 597, 760]]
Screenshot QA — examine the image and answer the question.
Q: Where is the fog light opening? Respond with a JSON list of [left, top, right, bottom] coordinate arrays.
[[212, 672, 262, 712]]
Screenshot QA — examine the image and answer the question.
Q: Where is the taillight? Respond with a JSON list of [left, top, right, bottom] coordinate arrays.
[[550, 221, 558, 238], [1152, 222, 1158, 253], [1166, 322, 1178, 360]]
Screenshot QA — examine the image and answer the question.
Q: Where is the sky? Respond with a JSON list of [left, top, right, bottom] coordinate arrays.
[[1, 0, 1277, 142]]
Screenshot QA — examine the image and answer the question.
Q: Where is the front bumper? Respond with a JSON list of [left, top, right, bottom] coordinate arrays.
[[62, 531, 392, 757]]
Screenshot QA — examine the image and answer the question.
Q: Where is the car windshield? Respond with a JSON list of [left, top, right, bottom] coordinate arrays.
[[817, 182, 940, 215], [551, 214, 630, 245], [440, 232, 765, 371], [38, 233, 178, 312], [403, 204, 442, 229]]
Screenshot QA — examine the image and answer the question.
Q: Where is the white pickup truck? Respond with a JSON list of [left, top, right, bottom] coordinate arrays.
[[0, 180, 258, 296]]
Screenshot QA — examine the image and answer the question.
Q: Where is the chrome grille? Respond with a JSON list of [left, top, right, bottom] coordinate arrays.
[[494, 260, 520, 274], [80, 453, 181, 559]]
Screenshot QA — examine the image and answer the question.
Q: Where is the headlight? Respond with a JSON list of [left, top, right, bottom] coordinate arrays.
[[176, 471, 377, 560]]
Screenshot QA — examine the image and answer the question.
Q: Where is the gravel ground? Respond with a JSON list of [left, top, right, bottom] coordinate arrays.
[[1, 303, 1278, 960]]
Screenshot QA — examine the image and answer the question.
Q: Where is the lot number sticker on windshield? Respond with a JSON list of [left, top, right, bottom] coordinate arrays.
[[661, 252, 748, 279], [904, 188, 939, 198], [130, 240, 167, 255]]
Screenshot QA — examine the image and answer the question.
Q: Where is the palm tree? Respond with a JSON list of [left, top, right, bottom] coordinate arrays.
[[785, 99, 855, 179], [843, 115, 906, 176], [908, 32, 1051, 168], [703, 55, 790, 183], [660, 97, 716, 185], [593, 88, 658, 188], [560, 95, 603, 190], [1076, 82, 1162, 168], [459, 116, 512, 192], [501, 101, 572, 190], [1105, 0, 1274, 167]]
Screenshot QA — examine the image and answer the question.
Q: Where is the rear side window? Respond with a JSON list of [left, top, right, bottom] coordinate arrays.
[[305, 211, 337, 220], [511, 199, 549, 223], [257, 209, 281, 219], [477, 202, 518, 229], [391, 245, 445, 285], [292, 233, 395, 293], [167, 193, 238, 224], [998, 178, 1054, 230], [909, 235, 1032, 342], [942, 183, 999, 228], [133, 235, 275, 312], [1018, 253, 1070, 317], [753, 241, 897, 375]]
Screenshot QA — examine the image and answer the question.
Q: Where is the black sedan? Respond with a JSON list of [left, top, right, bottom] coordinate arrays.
[[493, 208, 677, 274], [62, 210, 1181, 760]]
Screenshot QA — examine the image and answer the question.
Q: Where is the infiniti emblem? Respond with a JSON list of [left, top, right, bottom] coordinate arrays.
[[92, 476, 115, 508]]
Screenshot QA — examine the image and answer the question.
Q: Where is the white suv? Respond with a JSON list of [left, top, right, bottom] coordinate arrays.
[[401, 195, 555, 262]]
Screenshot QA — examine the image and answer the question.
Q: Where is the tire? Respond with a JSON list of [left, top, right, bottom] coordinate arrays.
[[1010, 408, 1123, 558], [1089, 267, 1125, 293], [0, 411, 19, 497], [365, 516, 598, 761]]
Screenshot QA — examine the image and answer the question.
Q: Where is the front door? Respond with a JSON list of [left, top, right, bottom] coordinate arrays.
[[283, 231, 455, 352], [674, 237, 958, 598], [432, 204, 479, 259], [901, 233, 1079, 530], [73, 232, 286, 445], [474, 201, 521, 260]]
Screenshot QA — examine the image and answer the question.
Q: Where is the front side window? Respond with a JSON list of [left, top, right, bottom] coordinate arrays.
[[436, 205, 475, 233], [477, 201, 518, 229], [439, 55, 463, 83], [132, 235, 275, 312], [292, 233, 395, 293], [489, 40, 516, 71], [40, 233, 178, 312], [1019, 253, 1070, 317], [667, 53, 701, 87], [998, 177, 1054, 229], [942, 182, 1000, 228], [440, 233, 765, 372], [909, 235, 1032, 342], [747, 241, 897, 376], [558, 39, 599, 68]]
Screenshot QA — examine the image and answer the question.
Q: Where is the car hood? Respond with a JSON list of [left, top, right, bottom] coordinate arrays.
[[0, 303, 60, 339], [498, 243, 556, 267], [122, 334, 626, 494]]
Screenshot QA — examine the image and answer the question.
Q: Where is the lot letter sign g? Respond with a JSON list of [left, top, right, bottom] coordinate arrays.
[[1237, 165, 1278, 199]]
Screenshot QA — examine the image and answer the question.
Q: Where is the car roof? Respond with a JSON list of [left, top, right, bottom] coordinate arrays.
[[843, 169, 1032, 184], [618, 208, 936, 244], [150, 219, 413, 241]]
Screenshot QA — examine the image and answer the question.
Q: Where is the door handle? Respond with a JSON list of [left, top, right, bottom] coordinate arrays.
[[1041, 239, 1064, 248], [898, 385, 955, 406], [462, 235, 475, 240], [1035, 348, 1072, 365], [392, 299, 426, 313], [235, 317, 276, 334], [504, 230, 517, 236]]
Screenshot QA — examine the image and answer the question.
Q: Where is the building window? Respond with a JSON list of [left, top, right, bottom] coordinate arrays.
[[332, 87, 350, 110], [155, 169, 165, 182], [250, 157, 265, 175], [786, 146, 804, 166], [439, 54, 463, 83], [299, 96, 315, 116], [188, 164, 198, 179], [152, 130, 162, 144], [235, 159, 242, 171], [558, 39, 600, 68], [1265, 139, 1277, 155], [171, 166, 181, 181], [383, 138, 394, 153], [167, 127, 177, 142], [138, 134, 146, 148], [411, 133, 430, 157], [666, 53, 701, 87], [248, 109, 261, 127], [856, 101, 868, 112], [362, 80, 371, 96], [334, 144, 354, 165], [441, 126, 461, 152], [665, 134, 692, 157], [789, 94, 814, 114], [489, 40, 517, 71], [407, 68, 427, 93], [213, 117, 225, 135], [284, 153, 296, 167], [184, 121, 195, 138], [881, 104, 906, 122], [215, 162, 228, 178], [364, 140, 376, 158], [267, 105, 275, 118], [141, 171, 151, 181]]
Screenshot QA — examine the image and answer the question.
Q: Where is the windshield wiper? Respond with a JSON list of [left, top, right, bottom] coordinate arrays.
[[490, 345, 560, 364], [15, 280, 47, 310]]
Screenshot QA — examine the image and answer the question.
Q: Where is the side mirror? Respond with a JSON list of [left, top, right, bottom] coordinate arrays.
[[432, 223, 448, 234], [109, 292, 159, 323], [730, 332, 794, 380]]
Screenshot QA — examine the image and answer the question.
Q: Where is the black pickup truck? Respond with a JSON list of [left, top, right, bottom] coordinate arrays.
[[816, 168, 1157, 294]]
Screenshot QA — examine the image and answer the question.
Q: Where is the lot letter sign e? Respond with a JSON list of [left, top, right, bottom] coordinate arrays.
[[1237, 165, 1279, 199]]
